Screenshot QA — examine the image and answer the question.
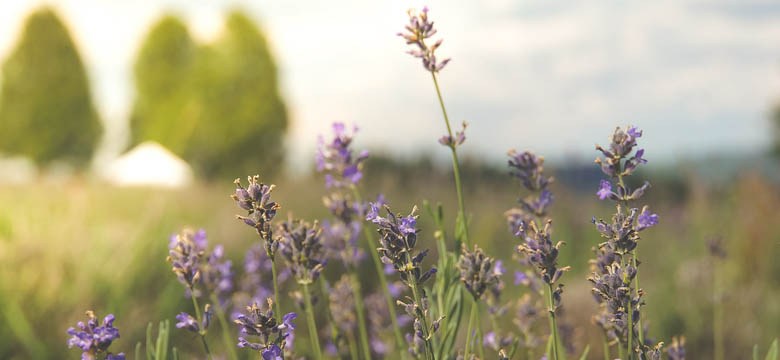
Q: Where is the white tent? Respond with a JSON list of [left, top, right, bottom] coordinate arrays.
[[103, 141, 193, 188]]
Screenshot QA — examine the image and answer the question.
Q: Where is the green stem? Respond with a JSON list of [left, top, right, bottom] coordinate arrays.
[[302, 283, 323, 360], [713, 258, 724, 360], [271, 260, 282, 318], [409, 278, 436, 360], [347, 331, 360, 360], [632, 253, 644, 346], [475, 302, 485, 360], [545, 283, 560, 360], [350, 273, 373, 360], [464, 299, 477, 359], [627, 296, 634, 360], [617, 339, 625, 360], [430, 72, 470, 247], [351, 186, 407, 358], [189, 294, 213, 360], [601, 333, 611, 360], [209, 295, 239, 360], [617, 172, 644, 349]]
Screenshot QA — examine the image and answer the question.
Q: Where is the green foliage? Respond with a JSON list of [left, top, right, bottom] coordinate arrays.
[[754, 339, 778, 360], [130, 15, 197, 157], [131, 10, 288, 180], [0, 7, 101, 167]]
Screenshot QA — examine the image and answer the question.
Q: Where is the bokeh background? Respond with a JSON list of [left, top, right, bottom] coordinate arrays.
[[0, 0, 778, 359]]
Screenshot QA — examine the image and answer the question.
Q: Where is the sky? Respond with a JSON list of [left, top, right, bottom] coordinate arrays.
[[1, 0, 779, 173]]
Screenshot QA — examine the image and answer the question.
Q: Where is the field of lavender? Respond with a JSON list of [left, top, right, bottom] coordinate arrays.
[[1, 7, 779, 360]]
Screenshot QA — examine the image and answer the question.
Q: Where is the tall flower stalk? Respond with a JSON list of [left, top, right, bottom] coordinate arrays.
[[505, 150, 568, 360], [167, 229, 216, 360], [458, 245, 502, 359], [589, 126, 662, 359], [367, 204, 441, 360], [316, 122, 406, 357], [276, 219, 327, 359], [399, 9, 469, 358], [398, 7, 469, 247], [233, 175, 282, 318]]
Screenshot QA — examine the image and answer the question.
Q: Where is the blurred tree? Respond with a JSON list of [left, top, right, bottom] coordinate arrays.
[[130, 14, 197, 156], [131, 10, 288, 180], [0, 7, 101, 168]]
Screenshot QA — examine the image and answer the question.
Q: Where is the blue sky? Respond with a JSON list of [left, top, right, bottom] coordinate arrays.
[[1, 0, 779, 171]]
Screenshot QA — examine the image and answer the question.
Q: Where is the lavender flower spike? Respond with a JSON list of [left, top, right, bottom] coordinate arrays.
[[316, 122, 369, 188], [67, 310, 125, 360], [398, 7, 451, 72]]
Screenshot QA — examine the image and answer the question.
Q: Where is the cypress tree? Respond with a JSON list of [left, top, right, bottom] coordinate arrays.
[[0, 7, 101, 167]]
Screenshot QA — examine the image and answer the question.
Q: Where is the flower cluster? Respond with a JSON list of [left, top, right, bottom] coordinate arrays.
[[516, 220, 569, 288], [276, 219, 327, 285], [167, 228, 207, 289], [667, 336, 686, 360], [234, 299, 297, 358], [366, 203, 440, 357], [589, 126, 662, 357], [588, 262, 639, 343], [168, 228, 234, 299], [328, 275, 357, 335], [398, 7, 450, 72], [66, 311, 125, 360], [458, 245, 502, 300], [366, 204, 436, 287], [175, 304, 212, 333], [316, 122, 369, 189], [233, 175, 281, 258]]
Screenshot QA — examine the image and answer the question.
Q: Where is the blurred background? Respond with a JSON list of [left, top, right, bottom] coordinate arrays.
[[0, 0, 778, 359]]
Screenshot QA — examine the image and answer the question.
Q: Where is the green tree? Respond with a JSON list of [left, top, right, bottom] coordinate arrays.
[[0, 7, 101, 167], [131, 10, 288, 179], [129, 14, 197, 154]]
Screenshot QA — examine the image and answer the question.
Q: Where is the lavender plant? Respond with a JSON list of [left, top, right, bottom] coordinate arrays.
[[275, 218, 327, 359], [316, 122, 405, 358], [589, 126, 662, 359], [55, 7, 728, 360], [233, 175, 282, 317], [233, 299, 297, 359], [67, 311, 125, 360], [367, 203, 441, 359], [505, 150, 569, 360], [399, 8, 470, 358], [457, 245, 502, 359]]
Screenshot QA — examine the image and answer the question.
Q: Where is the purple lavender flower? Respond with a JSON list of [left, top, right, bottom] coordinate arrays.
[[262, 344, 283, 360], [398, 7, 451, 72], [203, 244, 234, 304], [597, 180, 613, 200], [636, 206, 659, 231], [233, 175, 281, 257], [175, 312, 200, 333], [316, 122, 369, 188], [276, 219, 327, 285], [458, 245, 502, 300], [516, 220, 570, 285], [234, 300, 296, 354], [666, 336, 686, 360], [328, 275, 357, 334], [66, 311, 125, 360], [439, 122, 467, 148], [167, 228, 207, 290]]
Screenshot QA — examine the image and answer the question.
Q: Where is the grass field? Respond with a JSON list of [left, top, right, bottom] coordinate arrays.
[[0, 167, 778, 359]]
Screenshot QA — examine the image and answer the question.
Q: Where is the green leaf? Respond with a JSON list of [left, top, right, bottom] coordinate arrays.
[[766, 339, 778, 360], [578, 345, 591, 360], [755, 344, 761, 360]]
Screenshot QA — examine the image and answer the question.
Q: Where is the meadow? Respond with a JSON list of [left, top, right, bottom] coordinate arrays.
[[0, 161, 777, 359], [2, 6, 779, 360]]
